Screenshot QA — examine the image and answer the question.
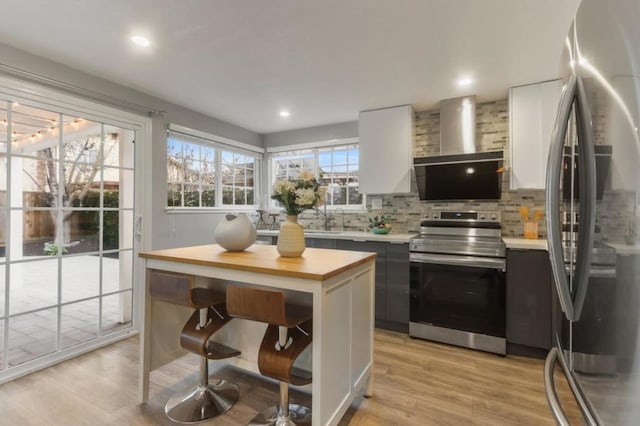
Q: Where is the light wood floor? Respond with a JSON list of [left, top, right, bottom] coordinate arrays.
[[0, 329, 583, 425]]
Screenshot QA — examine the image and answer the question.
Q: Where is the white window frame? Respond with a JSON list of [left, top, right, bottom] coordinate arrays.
[[267, 137, 365, 211], [166, 124, 264, 212]]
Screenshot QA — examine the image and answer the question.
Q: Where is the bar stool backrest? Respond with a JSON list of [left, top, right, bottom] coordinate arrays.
[[226, 285, 289, 327]]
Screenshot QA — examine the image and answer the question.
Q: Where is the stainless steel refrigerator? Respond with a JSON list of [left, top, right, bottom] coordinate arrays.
[[544, 0, 640, 424]]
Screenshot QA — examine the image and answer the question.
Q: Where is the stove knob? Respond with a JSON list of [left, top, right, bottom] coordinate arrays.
[[479, 214, 486, 220], [490, 214, 497, 221]]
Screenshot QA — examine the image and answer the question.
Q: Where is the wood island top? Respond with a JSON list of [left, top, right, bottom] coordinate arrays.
[[139, 244, 377, 280]]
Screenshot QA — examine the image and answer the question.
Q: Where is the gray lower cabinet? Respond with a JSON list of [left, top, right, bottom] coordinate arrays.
[[506, 248, 553, 356], [256, 235, 276, 245], [306, 237, 336, 249], [256, 236, 337, 248], [385, 242, 410, 330]]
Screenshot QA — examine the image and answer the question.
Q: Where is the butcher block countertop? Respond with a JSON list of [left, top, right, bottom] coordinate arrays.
[[139, 243, 376, 281]]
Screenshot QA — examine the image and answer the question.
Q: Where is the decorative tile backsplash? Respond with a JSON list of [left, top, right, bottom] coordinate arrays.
[[337, 99, 547, 237], [283, 98, 637, 242]]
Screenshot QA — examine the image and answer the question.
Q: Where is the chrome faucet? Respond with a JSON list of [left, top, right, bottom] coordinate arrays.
[[314, 201, 330, 230], [334, 208, 346, 231]]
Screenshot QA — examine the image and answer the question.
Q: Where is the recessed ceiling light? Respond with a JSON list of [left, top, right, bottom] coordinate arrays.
[[457, 77, 473, 87], [130, 35, 150, 47], [279, 110, 290, 118]]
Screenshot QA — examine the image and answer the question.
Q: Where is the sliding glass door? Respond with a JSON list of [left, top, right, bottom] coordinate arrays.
[[0, 96, 140, 378]]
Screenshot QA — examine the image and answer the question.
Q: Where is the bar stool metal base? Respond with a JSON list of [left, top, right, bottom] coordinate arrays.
[[249, 404, 312, 426], [165, 379, 239, 424]]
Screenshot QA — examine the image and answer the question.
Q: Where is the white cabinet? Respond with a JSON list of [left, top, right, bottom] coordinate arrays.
[[509, 79, 564, 189], [358, 105, 414, 194]]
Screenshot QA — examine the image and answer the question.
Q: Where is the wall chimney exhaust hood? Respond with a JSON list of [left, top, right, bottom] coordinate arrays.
[[439, 95, 476, 155], [411, 95, 503, 201]]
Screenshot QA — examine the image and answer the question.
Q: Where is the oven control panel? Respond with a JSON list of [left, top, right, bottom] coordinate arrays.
[[422, 210, 501, 223]]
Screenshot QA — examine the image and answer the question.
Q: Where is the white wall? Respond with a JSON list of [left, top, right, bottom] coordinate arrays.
[[0, 42, 261, 250], [262, 121, 358, 148]]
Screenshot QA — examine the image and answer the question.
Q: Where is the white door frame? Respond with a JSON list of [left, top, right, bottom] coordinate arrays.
[[0, 74, 151, 383]]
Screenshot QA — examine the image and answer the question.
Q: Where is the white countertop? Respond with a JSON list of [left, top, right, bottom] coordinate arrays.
[[257, 229, 415, 243], [503, 239, 640, 255], [503, 237, 548, 251]]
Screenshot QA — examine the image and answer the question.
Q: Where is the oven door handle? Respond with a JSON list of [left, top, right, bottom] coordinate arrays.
[[410, 253, 506, 270]]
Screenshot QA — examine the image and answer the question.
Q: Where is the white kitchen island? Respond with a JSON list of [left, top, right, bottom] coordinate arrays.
[[138, 243, 376, 426]]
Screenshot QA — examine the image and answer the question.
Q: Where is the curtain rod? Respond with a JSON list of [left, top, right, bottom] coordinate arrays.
[[0, 63, 167, 118]]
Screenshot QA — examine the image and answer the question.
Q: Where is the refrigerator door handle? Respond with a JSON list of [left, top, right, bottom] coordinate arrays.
[[545, 346, 601, 426], [546, 76, 577, 320], [572, 76, 597, 321], [544, 348, 571, 426]]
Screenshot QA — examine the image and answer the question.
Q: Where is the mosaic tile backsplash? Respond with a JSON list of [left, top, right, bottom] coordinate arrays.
[[273, 99, 637, 243]]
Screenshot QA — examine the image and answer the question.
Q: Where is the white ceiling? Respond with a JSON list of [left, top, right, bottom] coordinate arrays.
[[0, 0, 580, 134]]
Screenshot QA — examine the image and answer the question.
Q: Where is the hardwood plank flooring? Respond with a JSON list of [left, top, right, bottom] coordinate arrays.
[[0, 329, 583, 425]]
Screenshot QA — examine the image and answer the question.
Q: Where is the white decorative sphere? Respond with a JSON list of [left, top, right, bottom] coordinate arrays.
[[214, 213, 257, 251]]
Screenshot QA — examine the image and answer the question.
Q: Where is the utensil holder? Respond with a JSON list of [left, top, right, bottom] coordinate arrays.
[[524, 222, 538, 240]]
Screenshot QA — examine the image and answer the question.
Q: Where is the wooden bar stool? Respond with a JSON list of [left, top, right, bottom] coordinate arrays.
[[226, 285, 313, 426], [149, 271, 241, 423]]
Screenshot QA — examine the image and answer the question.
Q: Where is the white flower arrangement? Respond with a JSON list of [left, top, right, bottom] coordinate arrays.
[[271, 171, 326, 216]]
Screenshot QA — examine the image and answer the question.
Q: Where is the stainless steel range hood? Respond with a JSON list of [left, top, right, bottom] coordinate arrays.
[[439, 95, 476, 155]]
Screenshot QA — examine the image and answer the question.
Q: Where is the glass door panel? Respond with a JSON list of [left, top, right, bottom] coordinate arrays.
[[102, 210, 133, 251], [60, 299, 98, 349], [62, 209, 101, 254], [0, 319, 4, 369], [9, 260, 58, 315], [61, 256, 100, 303], [12, 209, 54, 260], [104, 167, 134, 208], [103, 250, 132, 293], [8, 309, 57, 366], [0, 97, 139, 380], [0, 265, 5, 318], [102, 291, 132, 333]]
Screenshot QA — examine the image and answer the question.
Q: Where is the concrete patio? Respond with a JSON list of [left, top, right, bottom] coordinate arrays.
[[1, 255, 132, 368]]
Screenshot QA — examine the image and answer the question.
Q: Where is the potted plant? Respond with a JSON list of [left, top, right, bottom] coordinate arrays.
[[271, 171, 325, 216], [368, 215, 392, 234], [271, 171, 326, 257]]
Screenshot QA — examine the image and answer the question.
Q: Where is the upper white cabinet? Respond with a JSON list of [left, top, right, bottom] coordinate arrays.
[[359, 105, 414, 194], [509, 79, 564, 190]]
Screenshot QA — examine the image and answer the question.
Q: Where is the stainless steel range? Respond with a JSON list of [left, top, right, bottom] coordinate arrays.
[[409, 210, 507, 355]]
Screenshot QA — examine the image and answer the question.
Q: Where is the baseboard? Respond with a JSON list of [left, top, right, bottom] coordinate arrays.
[[375, 320, 409, 333], [506, 342, 549, 359]]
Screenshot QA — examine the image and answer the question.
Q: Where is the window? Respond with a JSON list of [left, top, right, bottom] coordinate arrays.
[[270, 140, 362, 208], [167, 126, 261, 209]]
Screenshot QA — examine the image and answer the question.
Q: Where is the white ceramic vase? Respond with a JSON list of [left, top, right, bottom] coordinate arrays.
[[277, 215, 305, 257], [214, 213, 257, 251]]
